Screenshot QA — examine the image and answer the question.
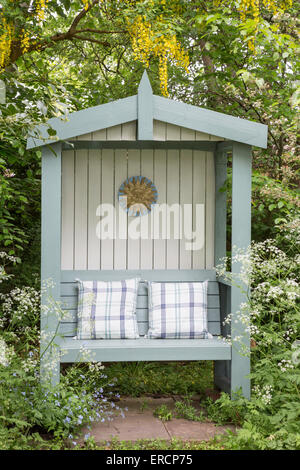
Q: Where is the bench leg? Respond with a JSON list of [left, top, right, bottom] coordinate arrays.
[[231, 349, 250, 399], [214, 360, 231, 394]]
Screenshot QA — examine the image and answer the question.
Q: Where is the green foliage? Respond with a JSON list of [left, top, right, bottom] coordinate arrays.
[[174, 398, 205, 422], [0, 253, 124, 449], [153, 404, 173, 422], [81, 435, 224, 450], [251, 171, 299, 241], [214, 216, 300, 449], [104, 360, 213, 397]]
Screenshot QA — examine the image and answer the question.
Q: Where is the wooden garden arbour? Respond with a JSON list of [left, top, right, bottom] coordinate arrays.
[[27, 72, 268, 399]]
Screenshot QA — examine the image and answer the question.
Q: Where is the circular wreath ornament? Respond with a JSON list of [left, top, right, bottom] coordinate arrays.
[[118, 176, 158, 216]]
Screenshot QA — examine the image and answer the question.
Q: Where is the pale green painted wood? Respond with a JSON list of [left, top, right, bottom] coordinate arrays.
[[214, 280, 231, 393], [27, 95, 138, 149], [59, 338, 231, 363], [214, 144, 228, 266], [205, 153, 215, 268], [61, 269, 217, 282], [153, 95, 268, 148], [138, 71, 153, 140], [40, 143, 62, 387], [60, 278, 220, 295], [27, 72, 267, 149], [63, 141, 217, 151], [231, 142, 252, 399]]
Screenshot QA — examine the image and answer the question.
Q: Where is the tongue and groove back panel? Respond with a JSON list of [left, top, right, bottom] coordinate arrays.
[[61, 120, 217, 271]]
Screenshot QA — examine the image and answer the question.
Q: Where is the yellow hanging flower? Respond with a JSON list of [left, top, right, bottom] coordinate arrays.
[[127, 15, 189, 96]]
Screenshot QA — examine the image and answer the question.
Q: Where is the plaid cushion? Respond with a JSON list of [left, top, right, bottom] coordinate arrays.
[[147, 281, 212, 339], [76, 278, 140, 339]]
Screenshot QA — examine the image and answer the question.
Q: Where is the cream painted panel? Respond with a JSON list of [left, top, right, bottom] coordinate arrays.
[[74, 150, 88, 269], [166, 149, 180, 269], [61, 150, 75, 270], [179, 149, 193, 269], [153, 149, 167, 269], [101, 149, 114, 269], [127, 150, 141, 269], [140, 150, 154, 269], [87, 150, 101, 270], [114, 149, 128, 270], [192, 151, 206, 269]]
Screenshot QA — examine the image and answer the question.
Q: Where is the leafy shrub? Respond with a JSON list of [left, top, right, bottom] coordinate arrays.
[[0, 253, 124, 449], [214, 215, 300, 449]]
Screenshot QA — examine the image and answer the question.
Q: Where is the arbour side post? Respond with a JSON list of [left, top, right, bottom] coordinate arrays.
[[231, 142, 252, 399], [40, 143, 62, 387], [214, 143, 231, 393]]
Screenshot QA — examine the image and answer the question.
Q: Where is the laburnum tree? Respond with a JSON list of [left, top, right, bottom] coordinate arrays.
[[0, 0, 294, 95], [0, 0, 298, 261]]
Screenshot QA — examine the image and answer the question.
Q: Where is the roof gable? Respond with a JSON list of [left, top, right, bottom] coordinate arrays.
[[27, 71, 268, 149]]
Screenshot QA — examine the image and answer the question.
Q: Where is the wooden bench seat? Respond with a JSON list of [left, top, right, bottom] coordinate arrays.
[[42, 269, 244, 396], [59, 337, 231, 363]]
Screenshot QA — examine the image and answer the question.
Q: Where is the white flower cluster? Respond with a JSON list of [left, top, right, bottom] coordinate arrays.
[[0, 338, 14, 367], [1, 286, 40, 327], [278, 359, 294, 372], [253, 384, 273, 405], [284, 218, 300, 245], [88, 361, 105, 372]]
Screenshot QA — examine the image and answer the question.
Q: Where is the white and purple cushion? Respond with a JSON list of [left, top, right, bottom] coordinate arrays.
[[147, 281, 212, 339], [76, 279, 140, 340]]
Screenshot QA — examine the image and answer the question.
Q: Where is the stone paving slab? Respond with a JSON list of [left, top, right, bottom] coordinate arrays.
[[81, 397, 235, 444], [164, 419, 234, 441], [87, 411, 170, 442]]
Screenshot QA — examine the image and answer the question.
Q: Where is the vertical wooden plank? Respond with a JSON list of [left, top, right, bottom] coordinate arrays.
[[92, 128, 107, 140], [74, 150, 88, 270], [166, 149, 180, 269], [140, 149, 154, 269], [127, 149, 141, 269], [210, 134, 224, 141], [107, 125, 122, 140], [231, 142, 252, 399], [179, 149, 193, 269], [192, 150, 206, 269], [114, 149, 128, 270], [78, 132, 92, 140], [87, 150, 101, 270], [196, 131, 210, 141], [153, 149, 167, 269], [61, 150, 74, 270], [101, 149, 114, 269], [41, 143, 61, 385], [180, 127, 195, 140], [166, 123, 181, 140], [153, 120, 166, 141], [205, 152, 215, 268], [215, 146, 228, 267], [122, 121, 137, 140], [138, 71, 153, 140]]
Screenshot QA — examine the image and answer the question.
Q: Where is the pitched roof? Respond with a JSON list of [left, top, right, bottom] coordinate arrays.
[[27, 71, 268, 149]]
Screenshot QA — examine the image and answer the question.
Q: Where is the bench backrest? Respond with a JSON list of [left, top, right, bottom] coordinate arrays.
[[59, 270, 221, 338]]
